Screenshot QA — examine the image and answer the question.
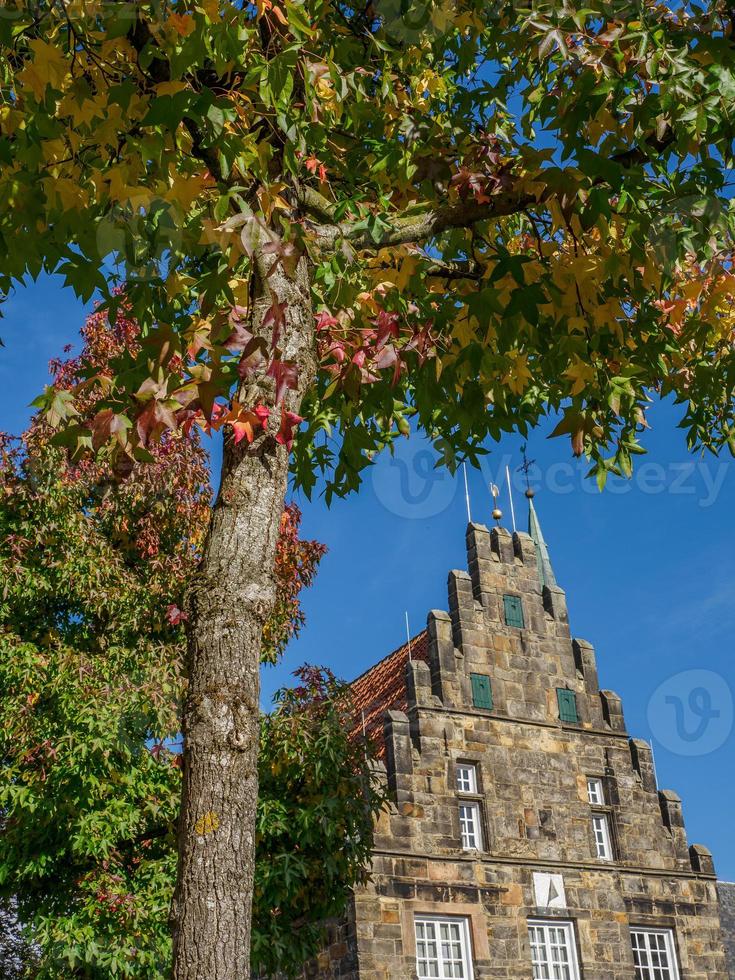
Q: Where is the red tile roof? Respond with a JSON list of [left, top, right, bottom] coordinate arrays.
[[350, 630, 429, 757]]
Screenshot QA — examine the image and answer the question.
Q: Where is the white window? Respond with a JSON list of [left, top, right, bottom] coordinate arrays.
[[591, 813, 612, 860], [587, 777, 604, 805], [456, 763, 477, 794], [459, 802, 482, 851], [631, 929, 680, 980], [528, 920, 580, 980], [415, 915, 474, 979]]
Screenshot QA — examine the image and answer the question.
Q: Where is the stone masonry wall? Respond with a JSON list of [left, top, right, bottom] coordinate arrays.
[[308, 522, 727, 979], [718, 882, 735, 979]]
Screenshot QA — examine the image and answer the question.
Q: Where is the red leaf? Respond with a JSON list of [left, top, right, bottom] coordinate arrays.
[[230, 404, 270, 444], [89, 408, 128, 451], [276, 411, 304, 451], [167, 604, 188, 625], [267, 359, 299, 405], [375, 310, 399, 346], [237, 337, 267, 380], [262, 299, 288, 348], [135, 399, 178, 447], [224, 310, 254, 352], [315, 310, 339, 332]]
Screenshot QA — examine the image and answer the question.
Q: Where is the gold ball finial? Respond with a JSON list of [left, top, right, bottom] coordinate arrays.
[[525, 487, 535, 499], [490, 484, 503, 524]]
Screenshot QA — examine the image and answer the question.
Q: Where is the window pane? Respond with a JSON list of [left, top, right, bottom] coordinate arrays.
[[528, 921, 579, 980], [587, 778, 604, 805], [592, 814, 611, 860], [630, 930, 677, 980], [459, 803, 482, 850], [456, 764, 477, 794], [415, 917, 472, 980]]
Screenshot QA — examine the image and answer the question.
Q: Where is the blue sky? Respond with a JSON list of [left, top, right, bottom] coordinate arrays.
[[3, 274, 735, 881]]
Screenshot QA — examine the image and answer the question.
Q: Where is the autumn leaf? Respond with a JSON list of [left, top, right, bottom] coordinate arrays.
[[19, 40, 69, 99], [276, 411, 304, 451], [262, 300, 288, 349], [267, 359, 299, 405]]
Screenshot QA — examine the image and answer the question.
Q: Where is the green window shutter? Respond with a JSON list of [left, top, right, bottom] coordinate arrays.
[[471, 673, 493, 710], [503, 594, 524, 628], [557, 688, 579, 723]]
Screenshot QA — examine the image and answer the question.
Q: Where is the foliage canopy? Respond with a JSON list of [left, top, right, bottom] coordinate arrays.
[[2, 0, 734, 489]]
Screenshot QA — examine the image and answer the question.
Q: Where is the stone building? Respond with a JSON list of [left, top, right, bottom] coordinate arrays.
[[315, 504, 729, 979], [718, 883, 735, 978]]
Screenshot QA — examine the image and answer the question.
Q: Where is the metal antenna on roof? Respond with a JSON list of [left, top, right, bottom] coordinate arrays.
[[405, 611, 412, 661], [505, 464, 517, 533], [462, 463, 472, 523], [361, 709, 366, 737]]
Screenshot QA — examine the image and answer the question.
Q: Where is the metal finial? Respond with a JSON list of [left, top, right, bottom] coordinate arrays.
[[490, 483, 503, 524], [518, 443, 536, 499]]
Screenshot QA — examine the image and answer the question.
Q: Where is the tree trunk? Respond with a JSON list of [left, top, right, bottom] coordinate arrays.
[[171, 254, 316, 979]]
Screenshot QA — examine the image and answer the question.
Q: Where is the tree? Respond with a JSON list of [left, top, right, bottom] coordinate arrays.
[[0, 898, 35, 979], [0, 317, 383, 977], [2, 1, 735, 973]]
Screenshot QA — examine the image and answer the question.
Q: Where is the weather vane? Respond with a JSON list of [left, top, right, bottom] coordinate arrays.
[[518, 443, 536, 499], [490, 483, 503, 524]]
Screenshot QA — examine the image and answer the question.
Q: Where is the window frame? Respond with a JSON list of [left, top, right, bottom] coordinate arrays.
[[591, 812, 613, 861], [456, 762, 478, 795], [527, 919, 581, 980], [414, 914, 474, 980], [586, 777, 604, 805], [458, 800, 483, 851], [630, 927, 681, 980], [503, 593, 525, 628]]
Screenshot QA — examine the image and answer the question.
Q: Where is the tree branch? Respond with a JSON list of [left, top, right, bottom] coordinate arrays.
[[293, 184, 340, 224], [312, 120, 678, 256], [424, 258, 482, 280], [317, 191, 537, 253]]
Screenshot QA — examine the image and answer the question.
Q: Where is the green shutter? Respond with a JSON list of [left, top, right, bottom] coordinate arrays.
[[471, 673, 493, 710], [503, 594, 524, 628], [557, 688, 578, 723]]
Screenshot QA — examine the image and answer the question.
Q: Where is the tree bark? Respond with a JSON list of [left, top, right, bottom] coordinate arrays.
[[171, 254, 316, 980]]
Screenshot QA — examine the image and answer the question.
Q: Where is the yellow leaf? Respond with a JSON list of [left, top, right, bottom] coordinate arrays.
[[20, 40, 69, 99], [503, 352, 532, 395], [168, 12, 196, 36], [156, 81, 191, 97], [396, 255, 419, 290], [200, 0, 221, 19], [564, 356, 595, 396], [167, 171, 211, 210], [452, 312, 476, 348]]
